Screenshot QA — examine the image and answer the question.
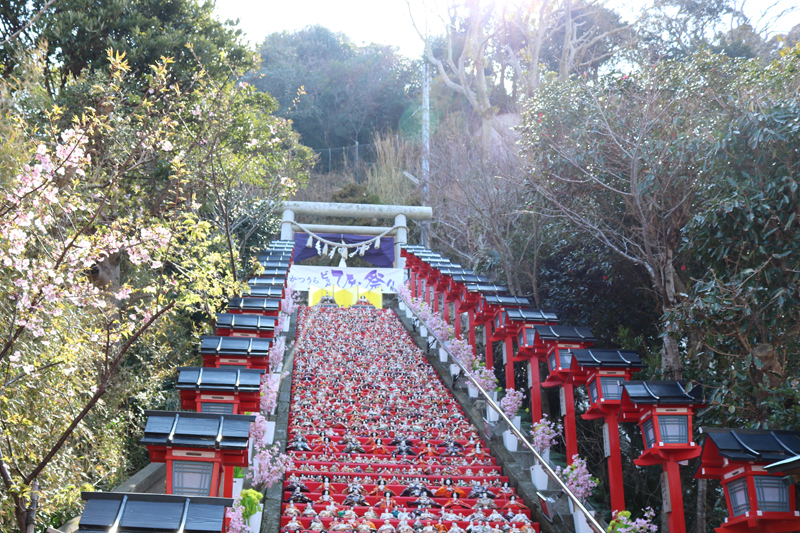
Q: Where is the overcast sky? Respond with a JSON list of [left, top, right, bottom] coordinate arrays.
[[213, 0, 800, 58]]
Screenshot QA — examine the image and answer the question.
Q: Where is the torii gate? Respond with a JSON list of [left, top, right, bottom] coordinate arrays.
[[279, 201, 433, 270]]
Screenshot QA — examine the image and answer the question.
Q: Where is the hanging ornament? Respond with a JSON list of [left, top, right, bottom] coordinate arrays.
[[315, 240, 322, 254], [359, 245, 366, 256], [306, 235, 313, 248], [374, 237, 381, 249], [338, 254, 347, 267], [322, 243, 328, 255]]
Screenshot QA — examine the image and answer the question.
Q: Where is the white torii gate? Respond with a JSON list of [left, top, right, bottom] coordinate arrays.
[[280, 201, 432, 269]]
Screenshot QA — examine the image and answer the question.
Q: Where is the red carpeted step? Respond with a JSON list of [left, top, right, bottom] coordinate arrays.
[[283, 307, 538, 533]]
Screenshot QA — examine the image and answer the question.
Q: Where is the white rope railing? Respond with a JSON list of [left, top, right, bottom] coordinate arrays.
[[397, 293, 605, 533]]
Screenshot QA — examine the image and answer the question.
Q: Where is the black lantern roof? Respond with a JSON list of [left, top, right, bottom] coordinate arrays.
[[200, 336, 271, 357], [263, 248, 293, 255], [227, 297, 280, 312], [246, 285, 284, 298], [699, 428, 800, 463], [430, 260, 458, 268], [533, 325, 596, 342], [258, 251, 292, 259], [259, 260, 291, 269], [483, 294, 531, 307], [216, 313, 276, 331], [259, 268, 289, 277], [248, 276, 286, 286], [570, 349, 643, 368], [401, 244, 428, 250], [466, 284, 507, 294], [176, 367, 264, 392], [268, 240, 295, 248], [78, 492, 233, 533], [451, 274, 489, 284], [439, 268, 474, 276], [622, 380, 703, 404], [260, 247, 293, 254], [765, 454, 800, 477], [506, 308, 559, 323], [141, 411, 255, 449]]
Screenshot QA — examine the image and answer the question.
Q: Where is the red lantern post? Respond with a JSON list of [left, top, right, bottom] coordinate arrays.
[[620, 381, 705, 533]]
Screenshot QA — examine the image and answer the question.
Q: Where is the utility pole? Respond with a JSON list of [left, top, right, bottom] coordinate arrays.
[[355, 140, 359, 183], [421, 48, 431, 248]]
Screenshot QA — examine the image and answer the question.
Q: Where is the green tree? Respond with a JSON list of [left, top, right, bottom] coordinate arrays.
[[673, 47, 800, 431], [252, 25, 417, 149], [0, 0, 251, 94], [0, 43, 309, 531]]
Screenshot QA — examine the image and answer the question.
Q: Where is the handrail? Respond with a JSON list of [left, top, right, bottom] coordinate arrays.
[[398, 294, 605, 533]]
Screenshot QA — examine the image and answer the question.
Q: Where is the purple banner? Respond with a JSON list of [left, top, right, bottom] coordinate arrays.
[[293, 233, 395, 268]]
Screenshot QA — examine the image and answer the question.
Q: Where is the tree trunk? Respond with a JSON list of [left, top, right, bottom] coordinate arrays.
[[662, 334, 682, 380], [696, 478, 707, 533], [558, 0, 573, 82], [660, 256, 682, 379]]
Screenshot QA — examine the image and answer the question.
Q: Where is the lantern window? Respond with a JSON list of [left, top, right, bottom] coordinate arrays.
[[172, 461, 214, 496], [643, 418, 656, 449], [728, 478, 751, 516], [548, 350, 571, 371], [589, 380, 599, 402], [658, 415, 689, 443], [601, 377, 625, 400], [525, 328, 536, 345], [754, 476, 790, 512]]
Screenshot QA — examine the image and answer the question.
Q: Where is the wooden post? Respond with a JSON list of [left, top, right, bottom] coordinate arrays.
[[664, 460, 686, 533], [529, 359, 542, 422], [166, 459, 174, 494], [484, 325, 494, 370], [222, 464, 234, 498], [504, 336, 515, 389], [605, 416, 626, 512], [468, 310, 476, 348], [563, 383, 578, 464]]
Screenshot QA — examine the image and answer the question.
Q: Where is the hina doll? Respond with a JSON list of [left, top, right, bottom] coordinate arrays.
[[443, 492, 470, 510], [434, 478, 465, 498], [368, 479, 395, 497], [376, 491, 398, 510], [377, 520, 396, 533], [284, 501, 301, 517], [302, 502, 318, 517], [283, 516, 303, 532], [499, 496, 527, 514]]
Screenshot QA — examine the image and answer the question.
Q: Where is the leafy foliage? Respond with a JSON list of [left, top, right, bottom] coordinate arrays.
[[673, 47, 800, 429], [0, 0, 252, 92], [252, 25, 417, 149]]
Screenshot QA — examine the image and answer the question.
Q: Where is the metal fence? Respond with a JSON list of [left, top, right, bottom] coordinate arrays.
[[312, 142, 378, 181]]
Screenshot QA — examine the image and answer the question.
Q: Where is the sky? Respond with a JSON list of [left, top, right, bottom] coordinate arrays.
[[213, 0, 800, 58]]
